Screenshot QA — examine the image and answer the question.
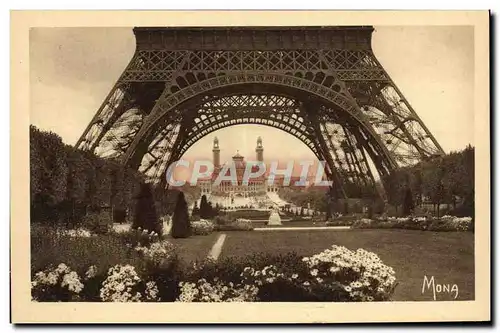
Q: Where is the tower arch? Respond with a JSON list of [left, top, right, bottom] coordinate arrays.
[[76, 26, 445, 199]]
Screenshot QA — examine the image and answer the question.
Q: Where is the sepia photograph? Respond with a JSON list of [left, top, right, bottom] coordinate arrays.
[[10, 10, 490, 323]]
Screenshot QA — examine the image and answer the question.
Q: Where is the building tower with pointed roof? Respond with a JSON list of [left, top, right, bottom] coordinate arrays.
[[199, 138, 276, 201], [213, 136, 220, 168], [256, 136, 264, 162]]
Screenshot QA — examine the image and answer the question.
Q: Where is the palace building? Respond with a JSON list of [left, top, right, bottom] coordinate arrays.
[[199, 137, 280, 198]]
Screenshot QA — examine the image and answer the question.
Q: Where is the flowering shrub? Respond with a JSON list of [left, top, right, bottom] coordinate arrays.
[[191, 219, 215, 235], [99, 265, 141, 302], [31, 263, 84, 301], [215, 218, 254, 231], [429, 216, 473, 231], [387, 216, 410, 223], [325, 219, 354, 227], [56, 228, 93, 238], [112, 223, 131, 234], [350, 218, 374, 228], [31, 244, 398, 302], [119, 227, 161, 249], [301, 245, 397, 301], [82, 211, 113, 235], [145, 281, 160, 301], [236, 246, 397, 302], [177, 278, 259, 302], [351, 215, 473, 232], [135, 240, 176, 267], [99, 264, 159, 302], [214, 215, 233, 225], [240, 265, 286, 286]]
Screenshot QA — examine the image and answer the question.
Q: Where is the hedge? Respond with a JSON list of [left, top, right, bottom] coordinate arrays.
[[30, 125, 176, 225]]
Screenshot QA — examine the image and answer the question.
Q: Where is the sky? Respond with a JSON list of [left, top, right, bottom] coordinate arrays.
[[30, 26, 474, 165]]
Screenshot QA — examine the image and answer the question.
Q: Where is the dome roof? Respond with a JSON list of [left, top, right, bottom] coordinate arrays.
[[232, 150, 244, 159]]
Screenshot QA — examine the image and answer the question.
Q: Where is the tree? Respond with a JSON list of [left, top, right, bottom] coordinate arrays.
[[200, 195, 209, 218], [325, 205, 332, 221], [132, 183, 162, 234], [171, 191, 191, 238], [402, 187, 414, 216], [192, 201, 200, 216], [207, 202, 214, 218], [421, 158, 447, 218], [343, 201, 349, 214]]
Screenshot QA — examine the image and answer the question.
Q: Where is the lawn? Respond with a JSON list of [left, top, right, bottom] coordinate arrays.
[[167, 233, 220, 263], [32, 225, 474, 302], [218, 229, 475, 301]]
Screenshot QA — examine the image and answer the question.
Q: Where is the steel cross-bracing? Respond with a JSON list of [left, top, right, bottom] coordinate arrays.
[[76, 26, 445, 199]]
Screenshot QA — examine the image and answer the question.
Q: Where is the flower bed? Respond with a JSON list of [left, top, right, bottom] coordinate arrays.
[[191, 219, 215, 235], [57, 228, 94, 238], [31, 263, 85, 301], [351, 216, 473, 232], [214, 218, 254, 231], [429, 216, 473, 232], [32, 235, 397, 302]]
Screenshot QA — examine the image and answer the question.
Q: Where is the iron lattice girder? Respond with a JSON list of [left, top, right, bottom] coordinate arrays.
[[121, 49, 388, 82], [121, 72, 397, 169], [138, 94, 379, 199], [346, 80, 444, 166], [76, 26, 445, 198]]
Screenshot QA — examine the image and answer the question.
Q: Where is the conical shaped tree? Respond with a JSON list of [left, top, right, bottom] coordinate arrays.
[[171, 191, 191, 238], [192, 200, 200, 216], [402, 187, 415, 217], [133, 183, 161, 234], [200, 194, 209, 219]]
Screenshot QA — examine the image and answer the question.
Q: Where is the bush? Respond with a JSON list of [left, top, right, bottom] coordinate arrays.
[[113, 209, 127, 223], [227, 210, 270, 220], [191, 219, 215, 235], [115, 227, 161, 248], [177, 246, 397, 302], [31, 226, 398, 302], [133, 183, 162, 235], [214, 218, 254, 231], [31, 225, 178, 302], [171, 192, 191, 238], [214, 215, 234, 226], [30, 224, 146, 279], [351, 216, 473, 232], [30, 126, 173, 228], [428, 216, 473, 232], [81, 210, 113, 234], [325, 220, 353, 227], [31, 263, 85, 301]]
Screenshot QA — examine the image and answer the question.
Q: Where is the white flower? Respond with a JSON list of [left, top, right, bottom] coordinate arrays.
[[56, 263, 70, 274], [85, 265, 97, 279], [145, 281, 159, 301], [135, 240, 175, 265], [46, 272, 59, 285], [100, 265, 142, 302], [61, 271, 84, 293]]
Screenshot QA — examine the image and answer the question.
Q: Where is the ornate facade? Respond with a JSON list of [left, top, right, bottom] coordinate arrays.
[[199, 137, 280, 198]]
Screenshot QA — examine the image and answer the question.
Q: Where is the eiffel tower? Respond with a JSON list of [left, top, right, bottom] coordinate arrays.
[[76, 26, 444, 199]]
